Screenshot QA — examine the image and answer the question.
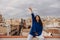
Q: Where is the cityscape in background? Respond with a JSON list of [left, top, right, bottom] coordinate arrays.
[[0, 13, 60, 37]]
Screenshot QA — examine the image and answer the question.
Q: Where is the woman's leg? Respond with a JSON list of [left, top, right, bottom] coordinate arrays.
[[36, 33, 45, 40], [27, 34, 33, 40]]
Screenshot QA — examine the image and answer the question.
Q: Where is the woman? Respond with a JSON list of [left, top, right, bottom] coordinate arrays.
[[27, 8, 44, 40]]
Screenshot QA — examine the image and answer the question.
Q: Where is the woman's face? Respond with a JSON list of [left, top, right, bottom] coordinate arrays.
[[36, 16, 40, 22]]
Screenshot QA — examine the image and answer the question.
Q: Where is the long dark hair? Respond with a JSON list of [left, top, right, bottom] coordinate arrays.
[[35, 15, 43, 27]]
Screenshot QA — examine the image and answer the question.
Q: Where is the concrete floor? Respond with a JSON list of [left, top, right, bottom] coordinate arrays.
[[0, 38, 60, 40]]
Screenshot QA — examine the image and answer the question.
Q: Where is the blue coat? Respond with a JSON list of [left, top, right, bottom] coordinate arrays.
[[29, 13, 43, 37]]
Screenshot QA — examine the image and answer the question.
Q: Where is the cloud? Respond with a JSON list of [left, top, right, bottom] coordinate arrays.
[[49, 3, 60, 8], [0, 0, 60, 19]]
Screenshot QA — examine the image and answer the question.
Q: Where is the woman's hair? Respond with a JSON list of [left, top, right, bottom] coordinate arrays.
[[35, 15, 43, 26]]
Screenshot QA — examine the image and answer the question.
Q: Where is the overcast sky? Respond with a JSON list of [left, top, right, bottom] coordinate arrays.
[[0, 0, 60, 19]]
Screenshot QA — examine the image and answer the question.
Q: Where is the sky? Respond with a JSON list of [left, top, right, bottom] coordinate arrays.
[[0, 0, 60, 19]]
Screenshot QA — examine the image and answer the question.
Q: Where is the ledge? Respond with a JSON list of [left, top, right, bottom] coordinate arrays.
[[0, 36, 60, 38]]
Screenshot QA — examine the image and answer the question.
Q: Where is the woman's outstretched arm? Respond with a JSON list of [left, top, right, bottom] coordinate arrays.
[[28, 7, 35, 21]]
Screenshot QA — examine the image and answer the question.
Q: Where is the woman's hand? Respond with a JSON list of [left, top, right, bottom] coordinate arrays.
[[35, 32, 38, 36], [28, 7, 33, 13]]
